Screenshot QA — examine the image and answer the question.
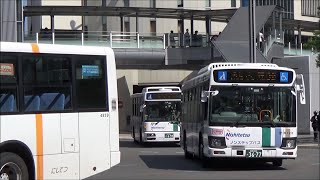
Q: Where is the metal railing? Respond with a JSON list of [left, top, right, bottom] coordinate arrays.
[[23, 31, 220, 49]]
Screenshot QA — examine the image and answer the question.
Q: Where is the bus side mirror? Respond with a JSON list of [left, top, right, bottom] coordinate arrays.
[[140, 104, 146, 112], [201, 91, 209, 102], [201, 90, 219, 102], [295, 74, 306, 105]]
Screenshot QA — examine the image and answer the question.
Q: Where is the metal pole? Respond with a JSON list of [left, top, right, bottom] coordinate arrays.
[[288, 42, 291, 53], [163, 34, 166, 49], [81, 32, 84, 46], [36, 32, 39, 44], [137, 33, 140, 48], [52, 32, 55, 44], [249, 0, 256, 63], [110, 32, 113, 48]]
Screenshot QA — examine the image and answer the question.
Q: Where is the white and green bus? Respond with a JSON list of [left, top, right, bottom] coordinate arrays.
[[0, 42, 120, 179], [131, 87, 182, 143], [181, 63, 305, 167]]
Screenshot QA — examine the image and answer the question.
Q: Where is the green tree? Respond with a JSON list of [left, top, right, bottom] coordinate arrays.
[[305, 6, 320, 67]]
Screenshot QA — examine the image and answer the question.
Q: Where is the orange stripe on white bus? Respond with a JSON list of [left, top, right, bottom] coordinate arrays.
[[36, 114, 43, 180], [31, 43, 40, 53]]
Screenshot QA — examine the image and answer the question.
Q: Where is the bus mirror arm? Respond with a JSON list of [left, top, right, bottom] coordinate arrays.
[[201, 90, 219, 103], [295, 74, 306, 105], [140, 104, 146, 112]]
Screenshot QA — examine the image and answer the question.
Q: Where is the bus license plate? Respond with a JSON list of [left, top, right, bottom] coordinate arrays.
[[165, 133, 173, 138], [245, 150, 262, 158]]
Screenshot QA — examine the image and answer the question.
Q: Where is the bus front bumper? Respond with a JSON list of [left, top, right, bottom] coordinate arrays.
[[143, 131, 180, 142], [204, 147, 297, 159]]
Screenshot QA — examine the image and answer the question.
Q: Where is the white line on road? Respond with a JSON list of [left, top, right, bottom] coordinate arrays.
[[311, 163, 320, 166], [175, 151, 184, 154], [139, 151, 159, 154], [118, 164, 138, 167]]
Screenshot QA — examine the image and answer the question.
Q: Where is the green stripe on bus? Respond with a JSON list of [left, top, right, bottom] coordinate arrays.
[[262, 128, 271, 147], [173, 124, 178, 132]]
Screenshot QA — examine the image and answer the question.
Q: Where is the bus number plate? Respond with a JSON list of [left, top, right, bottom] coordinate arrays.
[[165, 133, 173, 138], [245, 150, 262, 158]]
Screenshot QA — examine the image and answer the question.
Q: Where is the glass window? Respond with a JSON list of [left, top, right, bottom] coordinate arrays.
[[145, 101, 181, 122], [75, 56, 107, 110], [205, 0, 211, 7], [209, 87, 296, 127], [22, 54, 72, 112], [150, 0, 156, 8], [23, 56, 71, 85], [177, 0, 183, 7], [231, 0, 236, 7], [0, 55, 18, 113]]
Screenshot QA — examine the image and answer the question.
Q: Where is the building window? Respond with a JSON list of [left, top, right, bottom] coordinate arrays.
[[177, 0, 183, 7], [302, 0, 319, 17], [150, 21, 156, 36], [123, 0, 129, 7], [241, 0, 249, 7], [205, 0, 211, 7], [231, 0, 236, 7], [150, 0, 156, 8]]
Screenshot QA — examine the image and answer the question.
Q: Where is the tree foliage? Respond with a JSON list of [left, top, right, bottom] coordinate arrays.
[[305, 6, 320, 67]]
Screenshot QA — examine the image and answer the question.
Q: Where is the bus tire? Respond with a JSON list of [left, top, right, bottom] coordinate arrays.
[[0, 152, 29, 180], [183, 132, 192, 159], [272, 159, 283, 167], [133, 127, 138, 143], [199, 137, 209, 168], [139, 129, 144, 145]]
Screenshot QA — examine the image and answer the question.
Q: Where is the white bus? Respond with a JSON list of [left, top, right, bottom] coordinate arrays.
[[0, 42, 120, 179], [181, 63, 305, 167], [131, 87, 182, 143]]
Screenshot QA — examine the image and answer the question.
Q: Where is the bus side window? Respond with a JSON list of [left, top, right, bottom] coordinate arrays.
[[0, 55, 18, 113], [75, 55, 107, 110]]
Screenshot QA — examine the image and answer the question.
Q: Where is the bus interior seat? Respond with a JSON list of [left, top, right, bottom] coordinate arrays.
[[40, 93, 65, 111], [0, 94, 15, 112], [24, 95, 40, 112]]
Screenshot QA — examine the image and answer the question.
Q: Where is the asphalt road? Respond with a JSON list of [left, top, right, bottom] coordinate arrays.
[[88, 140, 320, 180]]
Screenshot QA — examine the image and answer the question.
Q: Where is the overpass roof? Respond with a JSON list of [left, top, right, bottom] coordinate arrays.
[[23, 6, 319, 32]]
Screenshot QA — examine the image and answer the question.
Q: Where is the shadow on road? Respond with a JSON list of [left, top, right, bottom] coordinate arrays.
[[139, 155, 287, 171], [120, 140, 180, 148]]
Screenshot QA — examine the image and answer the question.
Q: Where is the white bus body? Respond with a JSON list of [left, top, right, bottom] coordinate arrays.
[[0, 42, 120, 179], [181, 63, 302, 167], [131, 87, 182, 143]]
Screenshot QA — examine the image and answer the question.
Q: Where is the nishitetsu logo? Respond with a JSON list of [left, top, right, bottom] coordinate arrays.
[[225, 130, 250, 140]]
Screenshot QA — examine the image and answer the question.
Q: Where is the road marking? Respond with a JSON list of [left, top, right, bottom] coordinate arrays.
[[118, 164, 138, 167], [139, 151, 159, 154], [176, 151, 184, 154], [311, 163, 320, 166]]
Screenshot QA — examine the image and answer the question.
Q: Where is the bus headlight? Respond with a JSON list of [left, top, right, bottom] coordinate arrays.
[[281, 138, 296, 149], [208, 136, 226, 148]]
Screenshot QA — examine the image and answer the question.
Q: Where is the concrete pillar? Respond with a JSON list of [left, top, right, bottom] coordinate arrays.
[[298, 25, 302, 48], [180, 18, 184, 47], [205, 16, 211, 44], [120, 16, 124, 32]]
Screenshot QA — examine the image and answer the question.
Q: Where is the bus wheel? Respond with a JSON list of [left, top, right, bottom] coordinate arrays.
[[184, 133, 192, 159], [0, 152, 29, 180], [272, 159, 283, 167], [133, 127, 138, 143], [139, 129, 144, 145], [199, 138, 209, 168]]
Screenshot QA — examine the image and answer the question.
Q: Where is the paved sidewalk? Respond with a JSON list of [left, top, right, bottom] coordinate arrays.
[[119, 133, 320, 149]]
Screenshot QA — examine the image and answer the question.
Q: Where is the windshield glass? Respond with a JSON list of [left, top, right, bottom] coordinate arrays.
[[210, 87, 296, 127], [145, 101, 181, 122]]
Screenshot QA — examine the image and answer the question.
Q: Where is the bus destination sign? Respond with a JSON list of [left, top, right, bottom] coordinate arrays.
[[214, 69, 293, 83], [146, 93, 181, 100]]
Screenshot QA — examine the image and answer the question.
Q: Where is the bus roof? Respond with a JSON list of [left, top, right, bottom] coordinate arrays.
[[0, 42, 114, 56]]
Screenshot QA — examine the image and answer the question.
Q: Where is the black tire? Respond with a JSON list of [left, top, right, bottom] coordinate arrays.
[[0, 152, 29, 180], [272, 159, 283, 167], [132, 127, 138, 143], [139, 129, 144, 145], [199, 137, 210, 168], [184, 132, 192, 159]]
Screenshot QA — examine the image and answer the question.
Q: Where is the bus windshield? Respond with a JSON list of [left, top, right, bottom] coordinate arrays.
[[209, 86, 296, 127], [145, 101, 181, 122]]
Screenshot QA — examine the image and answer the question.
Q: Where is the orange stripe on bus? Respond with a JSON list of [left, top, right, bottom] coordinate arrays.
[[31, 43, 40, 53], [36, 114, 43, 180]]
